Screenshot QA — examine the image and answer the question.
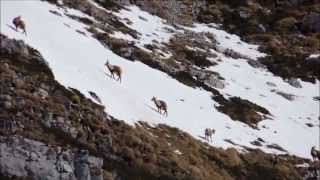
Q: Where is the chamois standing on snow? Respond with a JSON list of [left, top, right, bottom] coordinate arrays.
[[13, 16, 27, 35], [151, 97, 168, 117], [311, 146, 320, 161], [105, 60, 122, 83], [204, 128, 215, 142]]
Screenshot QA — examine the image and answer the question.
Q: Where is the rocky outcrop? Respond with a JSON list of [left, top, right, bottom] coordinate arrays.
[[301, 12, 320, 33], [286, 78, 302, 88], [0, 35, 30, 58], [0, 136, 103, 180], [189, 68, 225, 89]]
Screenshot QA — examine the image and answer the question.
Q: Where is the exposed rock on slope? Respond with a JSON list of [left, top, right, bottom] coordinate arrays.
[[0, 136, 103, 180]]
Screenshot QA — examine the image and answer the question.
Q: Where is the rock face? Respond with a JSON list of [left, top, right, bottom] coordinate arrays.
[[301, 12, 320, 33], [0, 36, 29, 58], [0, 136, 104, 180]]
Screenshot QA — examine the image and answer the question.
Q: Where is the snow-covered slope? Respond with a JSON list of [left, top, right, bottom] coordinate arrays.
[[1, 0, 318, 158]]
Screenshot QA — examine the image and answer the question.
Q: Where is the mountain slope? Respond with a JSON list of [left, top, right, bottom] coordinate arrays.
[[1, 0, 318, 160], [0, 33, 306, 180]]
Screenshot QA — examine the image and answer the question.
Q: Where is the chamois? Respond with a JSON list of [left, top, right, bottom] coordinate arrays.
[[105, 60, 122, 83], [151, 97, 168, 117], [311, 146, 320, 161], [270, 154, 280, 167], [204, 128, 215, 142], [13, 16, 27, 35]]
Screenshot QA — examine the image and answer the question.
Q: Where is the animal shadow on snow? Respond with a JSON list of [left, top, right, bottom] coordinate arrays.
[[7, 24, 17, 32], [145, 104, 164, 116], [198, 135, 206, 141], [104, 72, 113, 79]]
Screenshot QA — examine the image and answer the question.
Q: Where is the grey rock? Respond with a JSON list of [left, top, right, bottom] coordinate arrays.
[[43, 111, 54, 128], [189, 68, 206, 80], [74, 149, 91, 180], [40, 83, 50, 91], [239, 10, 251, 19], [188, 67, 225, 89], [301, 12, 320, 33], [248, 59, 266, 69], [0, 136, 103, 180], [287, 78, 302, 88], [0, 63, 10, 72], [16, 97, 26, 109], [3, 101, 13, 109], [224, 48, 250, 60], [0, 94, 12, 101], [205, 75, 225, 89], [307, 55, 320, 64], [57, 116, 65, 124], [0, 38, 29, 57], [38, 88, 49, 99], [119, 47, 133, 58]]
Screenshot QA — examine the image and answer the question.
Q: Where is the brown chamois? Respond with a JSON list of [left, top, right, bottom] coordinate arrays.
[[311, 146, 320, 161], [13, 16, 27, 35], [270, 154, 280, 167], [151, 97, 168, 117], [204, 128, 215, 142], [105, 60, 122, 83]]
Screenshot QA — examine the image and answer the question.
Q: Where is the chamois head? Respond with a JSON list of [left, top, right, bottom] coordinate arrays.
[[151, 96, 156, 101], [105, 60, 109, 66]]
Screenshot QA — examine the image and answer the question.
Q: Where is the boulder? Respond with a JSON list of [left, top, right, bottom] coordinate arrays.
[[248, 59, 266, 69], [0, 37, 29, 57], [205, 74, 225, 89], [119, 47, 134, 58], [3, 101, 13, 110], [301, 12, 320, 33], [287, 78, 302, 88], [0, 136, 104, 180]]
